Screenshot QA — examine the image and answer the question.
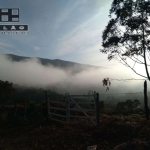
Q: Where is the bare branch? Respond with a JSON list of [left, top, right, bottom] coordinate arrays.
[[133, 58, 137, 69], [118, 54, 147, 79], [146, 50, 150, 62], [117, 46, 150, 66]]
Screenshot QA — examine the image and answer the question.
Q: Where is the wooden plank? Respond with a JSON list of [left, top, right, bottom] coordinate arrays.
[[69, 95, 94, 97], [50, 118, 67, 123], [69, 108, 95, 112], [49, 101, 66, 105], [70, 115, 95, 119], [69, 97, 96, 125], [69, 101, 95, 104], [50, 113, 67, 118], [69, 121, 97, 126], [49, 106, 66, 111]]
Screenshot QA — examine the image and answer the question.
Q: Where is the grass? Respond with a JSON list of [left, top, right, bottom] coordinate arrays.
[[0, 113, 150, 150]]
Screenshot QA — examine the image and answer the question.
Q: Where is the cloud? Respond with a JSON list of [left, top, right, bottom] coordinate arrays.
[[0, 42, 15, 54], [0, 42, 14, 48], [0, 54, 146, 95], [53, 0, 96, 31], [55, 1, 113, 65], [53, 0, 114, 67], [34, 46, 41, 51], [55, 9, 111, 66], [56, 12, 102, 55]]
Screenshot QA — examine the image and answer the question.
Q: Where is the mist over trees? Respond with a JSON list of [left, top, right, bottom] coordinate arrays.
[[0, 79, 146, 110], [0, 54, 146, 94]]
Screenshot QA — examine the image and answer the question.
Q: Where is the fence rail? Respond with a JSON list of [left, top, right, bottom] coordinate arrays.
[[46, 91, 99, 126], [50, 106, 66, 111]]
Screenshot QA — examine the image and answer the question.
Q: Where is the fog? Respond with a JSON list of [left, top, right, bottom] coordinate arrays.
[[0, 54, 148, 95]]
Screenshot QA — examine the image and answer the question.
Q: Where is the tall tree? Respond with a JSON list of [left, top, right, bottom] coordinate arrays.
[[100, 0, 150, 79], [0, 80, 15, 104]]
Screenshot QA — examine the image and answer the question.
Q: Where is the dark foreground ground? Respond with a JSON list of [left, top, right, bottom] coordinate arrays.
[[0, 114, 150, 150]]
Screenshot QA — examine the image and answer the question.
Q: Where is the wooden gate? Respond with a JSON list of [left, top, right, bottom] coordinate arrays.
[[46, 91, 99, 126]]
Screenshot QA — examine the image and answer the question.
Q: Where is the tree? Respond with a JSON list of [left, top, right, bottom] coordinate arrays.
[[100, 0, 150, 79], [126, 99, 133, 111], [117, 99, 141, 113], [100, 1, 149, 119], [117, 101, 126, 112], [0, 80, 15, 104], [133, 99, 141, 108]]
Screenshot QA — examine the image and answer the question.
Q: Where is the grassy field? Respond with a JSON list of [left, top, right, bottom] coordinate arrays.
[[0, 114, 150, 150]]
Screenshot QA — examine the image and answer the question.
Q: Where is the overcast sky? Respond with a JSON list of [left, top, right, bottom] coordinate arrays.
[[0, 0, 116, 67]]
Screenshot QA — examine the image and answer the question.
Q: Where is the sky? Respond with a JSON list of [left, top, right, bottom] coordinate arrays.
[[0, 0, 115, 66], [0, 0, 149, 94]]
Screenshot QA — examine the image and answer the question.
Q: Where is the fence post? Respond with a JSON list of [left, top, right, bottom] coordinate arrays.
[[24, 100, 26, 117], [95, 93, 99, 125], [15, 102, 17, 117], [66, 93, 70, 123], [46, 91, 50, 120], [94, 92, 96, 123], [144, 80, 149, 120], [40, 99, 42, 116]]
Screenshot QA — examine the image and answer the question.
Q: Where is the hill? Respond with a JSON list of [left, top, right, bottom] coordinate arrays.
[[4, 54, 103, 74]]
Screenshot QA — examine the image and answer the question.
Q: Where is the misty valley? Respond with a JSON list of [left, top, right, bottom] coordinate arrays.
[[0, 75, 150, 149], [0, 54, 150, 150]]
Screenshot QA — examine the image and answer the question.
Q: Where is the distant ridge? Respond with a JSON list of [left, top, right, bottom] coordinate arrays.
[[2, 54, 104, 74]]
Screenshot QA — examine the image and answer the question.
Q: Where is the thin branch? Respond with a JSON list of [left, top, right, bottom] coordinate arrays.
[[132, 55, 145, 64], [146, 50, 150, 61], [133, 58, 137, 68], [114, 56, 128, 67], [118, 47, 148, 65], [128, 56, 143, 64], [118, 46, 150, 66], [118, 54, 147, 79], [147, 50, 150, 61]]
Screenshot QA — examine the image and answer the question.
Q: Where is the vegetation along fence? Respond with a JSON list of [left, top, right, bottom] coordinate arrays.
[[46, 91, 100, 126]]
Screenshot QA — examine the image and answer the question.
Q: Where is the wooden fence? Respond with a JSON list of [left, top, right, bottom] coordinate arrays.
[[46, 91, 99, 126]]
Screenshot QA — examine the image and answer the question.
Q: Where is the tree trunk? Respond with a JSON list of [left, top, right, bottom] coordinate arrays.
[[144, 80, 149, 120]]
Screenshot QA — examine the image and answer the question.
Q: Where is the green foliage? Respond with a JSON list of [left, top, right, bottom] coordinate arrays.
[[116, 99, 141, 114], [101, 0, 150, 61]]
